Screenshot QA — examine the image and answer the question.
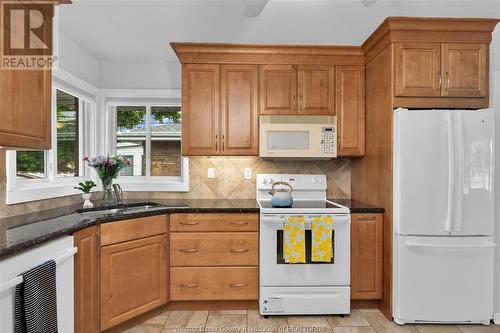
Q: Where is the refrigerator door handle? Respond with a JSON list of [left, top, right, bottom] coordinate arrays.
[[444, 112, 454, 233], [454, 112, 465, 232], [406, 241, 497, 249]]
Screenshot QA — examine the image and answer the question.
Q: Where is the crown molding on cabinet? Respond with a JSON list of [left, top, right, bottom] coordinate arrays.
[[170, 42, 364, 65]]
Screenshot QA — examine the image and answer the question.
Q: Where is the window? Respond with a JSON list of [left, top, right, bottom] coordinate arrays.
[[6, 86, 93, 204], [111, 103, 186, 191]]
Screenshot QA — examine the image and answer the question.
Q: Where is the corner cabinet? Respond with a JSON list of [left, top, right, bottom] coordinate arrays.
[[99, 215, 168, 330], [336, 66, 365, 157], [182, 64, 259, 156], [74, 226, 100, 333], [351, 213, 383, 300]]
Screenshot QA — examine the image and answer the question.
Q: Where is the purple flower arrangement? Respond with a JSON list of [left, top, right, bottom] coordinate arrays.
[[83, 155, 132, 205], [83, 155, 132, 180]]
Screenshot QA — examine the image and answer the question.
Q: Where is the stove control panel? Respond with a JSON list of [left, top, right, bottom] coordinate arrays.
[[256, 174, 327, 191]]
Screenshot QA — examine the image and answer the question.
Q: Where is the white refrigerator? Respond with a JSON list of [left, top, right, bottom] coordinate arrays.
[[393, 108, 496, 325]]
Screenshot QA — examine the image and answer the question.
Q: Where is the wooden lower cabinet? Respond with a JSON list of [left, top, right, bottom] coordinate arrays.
[[170, 232, 258, 266], [74, 226, 100, 333], [351, 213, 383, 300], [100, 234, 168, 330], [170, 267, 258, 301]]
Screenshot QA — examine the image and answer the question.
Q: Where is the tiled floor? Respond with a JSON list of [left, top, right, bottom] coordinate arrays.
[[124, 309, 500, 333]]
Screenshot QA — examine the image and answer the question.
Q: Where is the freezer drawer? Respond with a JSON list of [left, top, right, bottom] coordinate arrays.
[[393, 235, 495, 324]]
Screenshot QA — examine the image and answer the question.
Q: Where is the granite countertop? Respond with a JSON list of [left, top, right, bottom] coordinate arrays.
[[331, 199, 385, 214], [0, 198, 383, 260]]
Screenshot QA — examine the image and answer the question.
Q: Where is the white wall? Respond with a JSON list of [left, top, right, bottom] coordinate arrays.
[[57, 32, 100, 87], [99, 60, 180, 89]]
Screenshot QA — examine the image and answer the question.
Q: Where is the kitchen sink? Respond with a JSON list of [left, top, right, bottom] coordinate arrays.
[[76, 202, 177, 218]]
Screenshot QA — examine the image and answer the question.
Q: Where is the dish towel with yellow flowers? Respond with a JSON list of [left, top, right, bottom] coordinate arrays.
[[283, 216, 306, 264], [312, 216, 333, 262]]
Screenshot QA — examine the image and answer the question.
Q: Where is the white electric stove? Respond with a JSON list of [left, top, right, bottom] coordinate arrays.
[[257, 174, 351, 316]]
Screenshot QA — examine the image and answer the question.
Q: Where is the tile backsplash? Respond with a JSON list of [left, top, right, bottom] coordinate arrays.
[[0, 150, 350, 219]]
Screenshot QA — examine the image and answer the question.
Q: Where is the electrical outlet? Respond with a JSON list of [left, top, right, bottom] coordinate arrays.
[[207, 167, 215, 179], [244, 167, 252, 180]]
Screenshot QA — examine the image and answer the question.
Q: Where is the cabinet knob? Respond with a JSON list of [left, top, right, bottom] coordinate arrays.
[[179, 221, 199, 226], [180, 283, 199, 288], [180, 248, 199, 253], [230, 283, 248, 288], [230, 248, 249, 253], [230, 221, 248, 226]]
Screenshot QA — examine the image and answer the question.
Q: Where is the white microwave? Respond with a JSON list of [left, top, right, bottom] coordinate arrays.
[[259, 115, 337, 159]]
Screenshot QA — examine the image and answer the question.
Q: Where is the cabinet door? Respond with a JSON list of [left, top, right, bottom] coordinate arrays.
[[441, 43, 487, 97], [336, 66, 365, 157], [182, 64, 220, 155], [0, 8, 52, 149], [74, 226, 100, 333], [100, 235, 167, 330], [259, 65, 297, 115], [351, 214, 383, 300], [220, 65, 259, 155], [297, 65, 335, 115], [394, 42, 441, 97]]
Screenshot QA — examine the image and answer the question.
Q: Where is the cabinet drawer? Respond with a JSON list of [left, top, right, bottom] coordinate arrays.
[[170, 213, 258, 232], [100, 215, 167, 246], [170, 267, 258, 301], [170, 232, 258, 266]]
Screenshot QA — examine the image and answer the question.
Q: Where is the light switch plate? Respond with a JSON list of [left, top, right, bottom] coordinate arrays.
[[244, 168, 252, 180], [207, 167, 215, 179]]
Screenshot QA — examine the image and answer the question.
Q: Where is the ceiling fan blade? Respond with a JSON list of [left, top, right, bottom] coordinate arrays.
[[241, 0, 269, 17], [361, 0, 378, 7]]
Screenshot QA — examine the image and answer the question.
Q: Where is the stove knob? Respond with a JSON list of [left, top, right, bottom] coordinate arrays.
[[262, 179, 268, 185], [311, 178, 317, 184], [317, 178, 323, 184]]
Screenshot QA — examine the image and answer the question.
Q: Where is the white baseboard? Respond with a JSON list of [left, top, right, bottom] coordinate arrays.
[[494, 313, 500, 324]]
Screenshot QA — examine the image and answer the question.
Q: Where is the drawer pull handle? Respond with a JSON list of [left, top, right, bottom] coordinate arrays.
[[230, 249, 249, 253], [231, 221, 248, 226], [356, 217, 376, 221], [180, 248, 199, 253], [230, 283, 248, 288], [180, 283, 199, 288], [180, 221, 200, 225]]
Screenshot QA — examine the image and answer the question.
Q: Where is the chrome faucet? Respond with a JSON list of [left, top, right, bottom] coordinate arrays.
[[112, 184, 124, 205]]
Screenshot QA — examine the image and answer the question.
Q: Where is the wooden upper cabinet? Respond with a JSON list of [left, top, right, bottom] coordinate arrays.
[[259, 65, 297, 115], [441, 43, 487, 97], [297, 65, 335, 115], [0, 4, 52, 149], [336, 66, 365, 157], [395, 42, 441, 97], [351, 214, 383, 300], [74, 226, 99, 333], [100, 234, 168, 330], [220, 65, 259, 155], [182, 64, 220, 155]]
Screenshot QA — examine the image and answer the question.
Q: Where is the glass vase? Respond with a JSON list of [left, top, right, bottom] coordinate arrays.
[[99, 177, 115, 206]]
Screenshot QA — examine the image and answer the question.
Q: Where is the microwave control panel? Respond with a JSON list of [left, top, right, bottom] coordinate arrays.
[[321, 127, 337, 156]]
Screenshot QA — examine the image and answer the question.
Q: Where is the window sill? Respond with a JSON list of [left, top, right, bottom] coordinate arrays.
[[6, 179, 87, 205]]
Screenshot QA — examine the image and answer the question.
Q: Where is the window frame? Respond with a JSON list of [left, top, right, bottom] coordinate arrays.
[[105, 95, 188, 192], [6, 81, 97, 204]]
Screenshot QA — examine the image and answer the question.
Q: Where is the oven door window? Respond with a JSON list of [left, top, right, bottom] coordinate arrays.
[[276, 230, 335, 264]]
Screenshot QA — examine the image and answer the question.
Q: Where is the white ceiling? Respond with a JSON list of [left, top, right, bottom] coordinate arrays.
[[58, 0, 500, 61]]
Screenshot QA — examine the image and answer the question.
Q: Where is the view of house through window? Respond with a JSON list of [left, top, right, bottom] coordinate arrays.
[[116, 106, 181, 177], [16, 90, 81, 179]]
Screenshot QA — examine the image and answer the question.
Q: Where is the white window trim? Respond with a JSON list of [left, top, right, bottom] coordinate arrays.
[[103, 89, 188, 192], [6, 73, 98, 205]]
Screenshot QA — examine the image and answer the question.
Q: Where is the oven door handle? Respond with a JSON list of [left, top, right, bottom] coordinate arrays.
[[267, 220, 350, 229]]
